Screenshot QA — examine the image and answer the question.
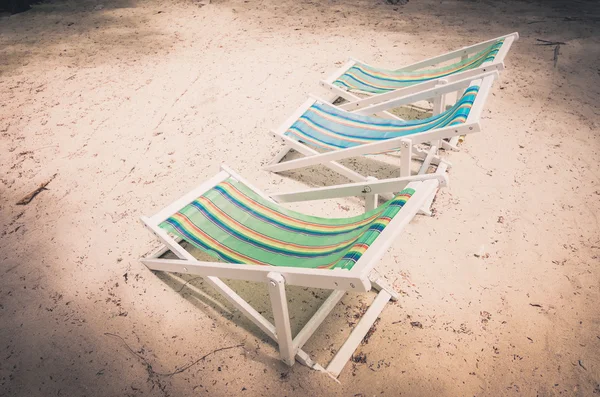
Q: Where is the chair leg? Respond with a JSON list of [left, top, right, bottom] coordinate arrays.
[[418, 160, 449, 216], [269, 146, 293, 165], [267, 272, 296, 366], [326, 288, 393, 377], [399, 138, 412, 177], [268, 136, 369, 183], [369, 272, 400, 302], [417, 145, 438, 175], [430, 79, 448, 150], [364, 176, 379, 211], [447, 135, 461, 150]]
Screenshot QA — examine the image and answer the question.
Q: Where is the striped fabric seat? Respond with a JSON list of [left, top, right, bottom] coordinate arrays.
[[160, 178, 414, 270], [333, 40, 503, 94], [284, 85, 479, 151]]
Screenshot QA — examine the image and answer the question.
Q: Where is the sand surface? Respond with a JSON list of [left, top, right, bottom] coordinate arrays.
[[1, 0, 599, 395]]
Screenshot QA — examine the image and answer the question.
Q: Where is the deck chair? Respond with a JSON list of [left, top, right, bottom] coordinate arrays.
[[321, 32, 517, 149], [266, 72, 498, 187], [140, 165, 448, 378], [321, 32, 517, 107]]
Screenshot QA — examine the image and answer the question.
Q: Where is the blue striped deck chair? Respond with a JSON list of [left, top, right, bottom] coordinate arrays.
[[141, 164, 448, 377], [266, 72, 498, 197], [320, 33, 518, 114]]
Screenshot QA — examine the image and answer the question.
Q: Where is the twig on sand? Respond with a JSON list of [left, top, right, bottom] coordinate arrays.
[[535, 40, 564, 69], [104, 332, 243, 377], [536, 39, 566, 46], [161, 344, 244, 376], [176, 277, 203, 292], [16, 173, 58, 205], [153, 74, 201, 132]]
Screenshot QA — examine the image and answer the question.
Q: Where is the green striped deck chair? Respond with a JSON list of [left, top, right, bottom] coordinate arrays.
[[266, 72, 498, 190], [141, 165, 447, 377], [320, 33, 518, 117]]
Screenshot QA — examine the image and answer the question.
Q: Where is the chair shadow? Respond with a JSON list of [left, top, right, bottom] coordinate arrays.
[[276, 147, 430, 190], [151, 243, 352, 366]]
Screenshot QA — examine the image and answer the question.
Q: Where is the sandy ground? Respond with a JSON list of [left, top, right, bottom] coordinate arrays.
[[1, 0, 599, 395]]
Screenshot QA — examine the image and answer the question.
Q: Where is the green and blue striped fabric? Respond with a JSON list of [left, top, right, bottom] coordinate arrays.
[[334, 40, 503, 94], [284, 85, 479, 151], [160, 178, 414, 270]]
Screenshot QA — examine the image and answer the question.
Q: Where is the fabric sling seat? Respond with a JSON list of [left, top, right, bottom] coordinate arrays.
[[333, 41, 503, 95], [266, 72, 498, 187], [159, 177, 415, 270], [284, 85, 478, 152], [141, 165, 447, 377], [320, 32, 518, 112]]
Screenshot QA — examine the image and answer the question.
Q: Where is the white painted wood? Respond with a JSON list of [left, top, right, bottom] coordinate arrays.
[[271, 133, 369, 182], [219, 164, 278, 204], [267, 272, 296, 366], [272, 98, 317, 135], [433, 79, 447, 116], [364, 193, 377, 211], [364, 176, 379, 212], [411, 145, 441, 165], [326, 289, 392, 377], [353, 71, 497, 116], [420, 161, 449, 216], [399, 139, 412, 178], [418, 146, 437, 175], [321, 59, 357, 84], [492, 34, 517, 67], [442, 138, 460, 151], [319, 82, 362, 103], [269, 173, 446, 203], [465, 74, 495, 124], [141, 257, 371, 291], [435, 161, 449, 177], [264, 122, 472, 174], [431, 80, 448, 149], [146, 241, 175, 260], [209, 276, 278, 338], [455, 55, 469, 100], [369, 273, 399, 301], [396, 32, 519, 72], [269, 146, 293, 165], [293, 290, 346, 351]]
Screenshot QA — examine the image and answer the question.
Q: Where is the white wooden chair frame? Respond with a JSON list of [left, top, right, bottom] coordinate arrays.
[[265, 72, 498, 187], [320, 32, 518, 111], [140, 165, 448, 378]]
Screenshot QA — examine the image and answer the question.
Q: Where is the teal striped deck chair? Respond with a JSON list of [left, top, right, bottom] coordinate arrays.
[[320, 33, 518, 120], [141, 165, 447, 378], [266, 72, 498, 189]]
